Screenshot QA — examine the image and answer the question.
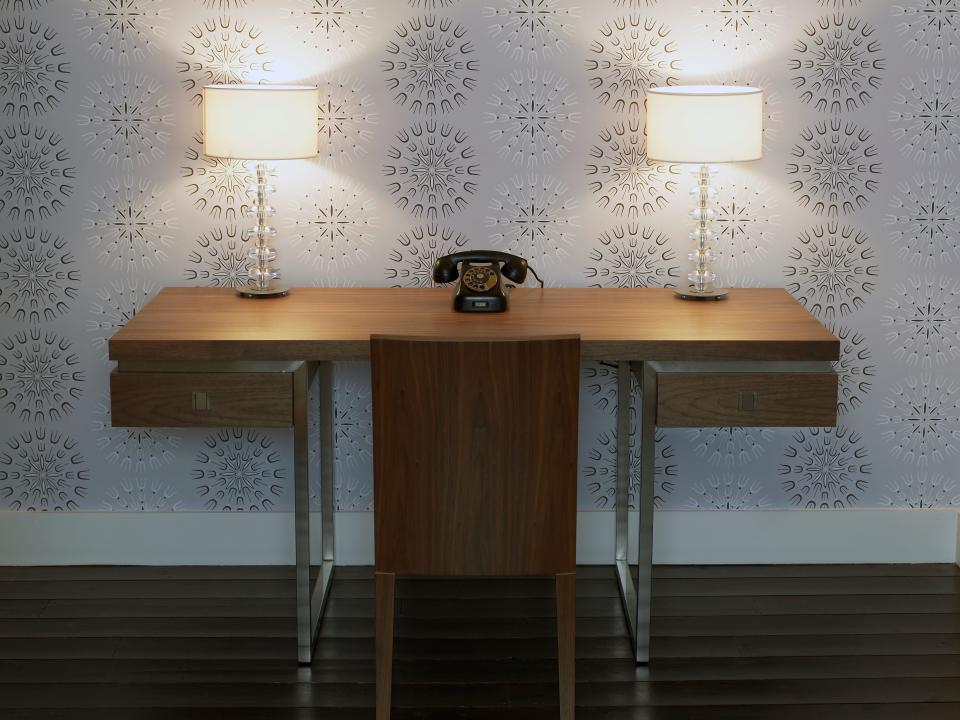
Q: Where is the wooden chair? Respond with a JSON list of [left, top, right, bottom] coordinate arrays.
[[371, 335, 580, 720]]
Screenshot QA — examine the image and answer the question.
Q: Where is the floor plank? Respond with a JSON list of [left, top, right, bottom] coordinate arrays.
[[0, 616, 628, 639], [3, 676, 960, 708], [2, 564, 959, 718], [6, 706, 960, 720], [1, 564, 955, 582], [3, 654, 960, 684]]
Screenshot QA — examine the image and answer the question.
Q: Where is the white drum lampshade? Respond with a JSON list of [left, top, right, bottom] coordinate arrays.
[[202, 84, 319, 160], [645, 85, 763, 164], [644, 85, 763, 300]]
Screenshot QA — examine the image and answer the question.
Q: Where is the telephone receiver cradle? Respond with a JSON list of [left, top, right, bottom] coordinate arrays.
[[432, 251, 528, 313]]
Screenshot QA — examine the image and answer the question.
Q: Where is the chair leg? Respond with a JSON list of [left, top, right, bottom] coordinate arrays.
[[376, 572, 396, 720], [556, 571, 576, 720]]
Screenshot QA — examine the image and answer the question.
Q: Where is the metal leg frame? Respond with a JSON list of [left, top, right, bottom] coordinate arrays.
[[614, 361, 657, 664], [294, 361, 337, 665], [297, 357, 653, 665]]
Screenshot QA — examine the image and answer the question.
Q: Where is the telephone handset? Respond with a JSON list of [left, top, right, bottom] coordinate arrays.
[[432, 251, 537, 312]]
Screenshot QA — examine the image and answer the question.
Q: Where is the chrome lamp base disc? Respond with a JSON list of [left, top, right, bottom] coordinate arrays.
[[236, 285, 290, 298], [675, 286, 729, 300]]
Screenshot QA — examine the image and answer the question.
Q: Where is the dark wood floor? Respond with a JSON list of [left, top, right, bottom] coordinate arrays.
[[1, 564, 959, 719]]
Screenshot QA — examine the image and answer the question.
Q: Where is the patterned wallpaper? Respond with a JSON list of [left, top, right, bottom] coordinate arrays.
[[0, 0, 959, 515]]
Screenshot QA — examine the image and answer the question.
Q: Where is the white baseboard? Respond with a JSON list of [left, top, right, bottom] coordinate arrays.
[[0, 510, 956, 566]]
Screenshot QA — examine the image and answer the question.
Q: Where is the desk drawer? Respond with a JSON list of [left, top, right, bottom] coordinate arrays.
[[656, 369, 837, 428], [110, 371, 293, 427]]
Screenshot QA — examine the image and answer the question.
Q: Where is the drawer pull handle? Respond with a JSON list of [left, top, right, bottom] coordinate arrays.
[[738, 391, 759, 411], [192, 391, 211, 411]]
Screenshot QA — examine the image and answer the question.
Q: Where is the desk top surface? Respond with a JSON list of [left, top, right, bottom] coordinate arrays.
[[109, 287, 838, 362]]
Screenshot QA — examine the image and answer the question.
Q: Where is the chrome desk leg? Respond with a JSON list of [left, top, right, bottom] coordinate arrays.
[[614, 362, 637, 656], [318, 361, 337, 588], [613, 361, 657, 664], [294, 361, 336, 665], [635, 361, 657, 664]]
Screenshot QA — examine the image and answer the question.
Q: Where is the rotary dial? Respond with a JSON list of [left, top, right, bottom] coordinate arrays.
[[462, 265, 498, 292]]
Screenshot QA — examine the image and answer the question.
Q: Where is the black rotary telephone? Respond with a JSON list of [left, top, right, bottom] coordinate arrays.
[[432, 251, 541, 312]]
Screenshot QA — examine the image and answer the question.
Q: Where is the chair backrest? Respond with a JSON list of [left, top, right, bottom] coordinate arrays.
[[371, 335, 580, 577]]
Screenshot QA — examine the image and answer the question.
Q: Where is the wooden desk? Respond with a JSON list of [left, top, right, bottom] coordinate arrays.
[[109, 287, 839, 664]]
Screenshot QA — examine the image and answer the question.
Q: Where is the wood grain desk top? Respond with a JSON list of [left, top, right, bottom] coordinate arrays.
[[108, 287, 839, 363]]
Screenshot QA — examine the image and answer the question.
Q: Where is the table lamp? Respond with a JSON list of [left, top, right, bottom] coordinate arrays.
[[202, 84, 319, 297], [645, 85, 763, 300]]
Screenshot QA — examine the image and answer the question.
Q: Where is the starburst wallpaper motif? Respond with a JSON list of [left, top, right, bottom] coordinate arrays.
[[181, 132, 253, 221], [84, 177, 178, 271], [787, 119, 881, 216], [582, 361, 623, 416], [74, 0, 168, 64], [385, 224, 469, 287], [384, 120, 478, 219], [829, 322, 875, 415], [315, 74, 378, 165], [307, 369, 375, 511], [780, 426, 870, 508], [286, 0, 373, 58], [892, 0, 960, 62], [102, 477, 181, 511], [586, 16, 680, 113], [879, 375, 960, 466], [486, 173, 578, 268], [584, 224, 678, 288], [383, 14, 477, 115], [583, 428, 677, 509], [1, 0, 54, 9], [332, 375, 374, 511], [1, 1, 957, 515], [712, 181, 778, 270], [484, 0, 579, 62], [184, 225, 250, 288], [412, 0, 458, 8], [87, 279, 157, 361], [886, 172, 960, 267], [889, 68, 960, 166], [91, 395, 180, 473], [0, 16, 70, 119], [881, 472, 960, 508], [0, 427, 89, 511], [789, 14, 885, 114], [587, 119, 679, 217], [688, 426, 775, 468], [0, 123, 74, 223], [881, 275, 960, 367], [784, 222, 878, 320], [78, 71, 173, 169], [0, 327, 83, 423], [178, 17, 271, 105], [686, 473, 770, 510], [290, 179, 377, 271], [697, 0, 782, 54], [193, 428, 286, 511], [0, 228, 78, 323], [485, 69, 580, 167]]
